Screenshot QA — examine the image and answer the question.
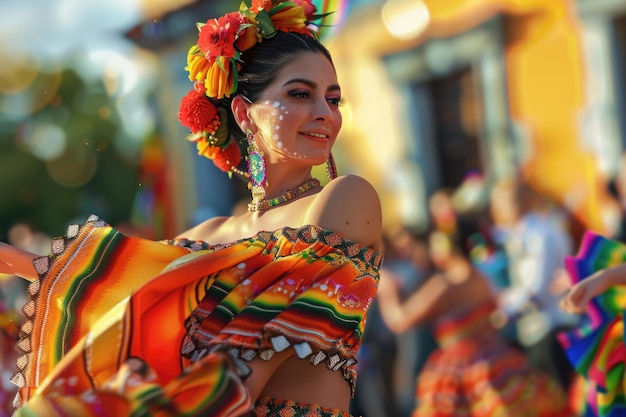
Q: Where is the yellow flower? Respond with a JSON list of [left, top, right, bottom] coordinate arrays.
[[204, 57, 236, 99], [185, 45, 211, 84], [270, 2, 307, 33]]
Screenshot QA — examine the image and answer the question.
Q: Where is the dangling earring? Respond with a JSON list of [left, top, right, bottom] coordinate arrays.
[[246, 129, 267, 203], [326, 152, 338, 181]]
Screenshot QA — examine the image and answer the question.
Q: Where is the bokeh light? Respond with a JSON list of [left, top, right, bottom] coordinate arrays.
[[46, 143, 98, 188], [24, 123, 67, 161], [382, 0, 430, 40]]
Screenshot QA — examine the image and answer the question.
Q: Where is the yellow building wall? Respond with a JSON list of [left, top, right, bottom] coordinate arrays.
[[329, 0, 614, 234]]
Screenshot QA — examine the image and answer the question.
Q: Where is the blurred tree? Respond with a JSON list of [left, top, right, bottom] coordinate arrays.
[[0, 68, 140, 242]]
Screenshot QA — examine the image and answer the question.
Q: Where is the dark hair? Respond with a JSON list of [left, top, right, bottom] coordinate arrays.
[[227, 31, 334, 142]]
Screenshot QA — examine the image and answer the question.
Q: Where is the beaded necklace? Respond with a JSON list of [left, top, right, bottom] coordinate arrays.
[[248, 178, 320, 212]]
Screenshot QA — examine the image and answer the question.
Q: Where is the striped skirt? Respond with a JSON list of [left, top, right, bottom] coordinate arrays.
[[414, 301, 574, 417]]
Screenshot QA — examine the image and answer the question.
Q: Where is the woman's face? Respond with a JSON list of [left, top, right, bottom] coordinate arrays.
[[248, 51, 342, 166], [429, 231, 452, 268]]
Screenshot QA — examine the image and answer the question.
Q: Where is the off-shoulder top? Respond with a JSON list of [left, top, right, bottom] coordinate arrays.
[[11, 215, 381, 416]]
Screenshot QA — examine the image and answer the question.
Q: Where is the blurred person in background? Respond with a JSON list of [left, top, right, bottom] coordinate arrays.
[[353, 224, 436, 417], [376, 214, 574, 416], [428, 184, 518, 344], [490, 178, 579, 392], [382, 224, 437, 417], [0, 1, 383, 416]]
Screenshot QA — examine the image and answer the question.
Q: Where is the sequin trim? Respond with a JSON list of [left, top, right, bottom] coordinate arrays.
[[249, 396, 353, 417]]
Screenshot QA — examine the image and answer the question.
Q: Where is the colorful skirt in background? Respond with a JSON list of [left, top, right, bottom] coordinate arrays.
[[414, 301, 574, 417], [559, 231, 626, 417]]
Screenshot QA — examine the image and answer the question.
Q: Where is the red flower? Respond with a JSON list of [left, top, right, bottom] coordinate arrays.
[[197, 139, 242, 172], [251, 0, 274, 12], [178, 88, 220, 134], [197, 12, 245, 60]]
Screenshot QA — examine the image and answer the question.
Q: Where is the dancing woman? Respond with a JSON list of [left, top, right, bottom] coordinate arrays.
[[0, 1, 382, 415]]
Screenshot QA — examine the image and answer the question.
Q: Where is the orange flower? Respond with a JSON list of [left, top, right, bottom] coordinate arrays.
[[197, 139, 242, 172], [270, 2, 308, 35], [235, 18, 260, 52]]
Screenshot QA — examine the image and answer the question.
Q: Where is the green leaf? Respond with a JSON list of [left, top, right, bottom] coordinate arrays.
[[311, 11, 335, 21], [217, 57, 228, 72], [190, 45, 204, 57], [255, 9, 277, 39], [236, 22, 254, 38], [271, 1, 296, 12]]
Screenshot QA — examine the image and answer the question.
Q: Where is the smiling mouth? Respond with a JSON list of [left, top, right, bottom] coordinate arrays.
[[302, 132, 328, 139]]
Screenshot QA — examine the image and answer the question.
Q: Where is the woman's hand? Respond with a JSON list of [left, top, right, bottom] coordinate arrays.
[[0, 242, 38, 281], [560, 263, 626, 314]]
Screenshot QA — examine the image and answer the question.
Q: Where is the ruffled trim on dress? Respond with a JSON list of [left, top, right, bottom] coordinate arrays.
[[170, 225, 382, 397], [12, 215, 193, 408], [12, 215, 108, 405]]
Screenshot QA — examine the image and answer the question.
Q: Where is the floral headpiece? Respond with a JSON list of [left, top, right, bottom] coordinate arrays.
[[177, 0, 328, 175]]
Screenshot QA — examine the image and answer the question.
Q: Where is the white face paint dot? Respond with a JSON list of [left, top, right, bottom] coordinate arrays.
[[280, 106, 286, 110], [277, 142, 283, 149], [279, 115, 284, 120], [273, 101, 280, 108], [275, 125, 280, 130]]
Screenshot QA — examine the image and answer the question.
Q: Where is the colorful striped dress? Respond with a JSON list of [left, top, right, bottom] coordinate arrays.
[[413, 300, 574, 417], [10, 215, 381, 416], [558, 231, 626, 416]]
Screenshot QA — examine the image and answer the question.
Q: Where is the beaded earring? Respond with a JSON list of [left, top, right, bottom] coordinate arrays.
[[326, 152, 338, 181], [246, 130, 267, 203]]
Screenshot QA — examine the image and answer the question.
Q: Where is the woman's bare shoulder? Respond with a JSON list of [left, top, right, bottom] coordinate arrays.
[[175, 216, 230, 242], [303, 174, 382, 250]]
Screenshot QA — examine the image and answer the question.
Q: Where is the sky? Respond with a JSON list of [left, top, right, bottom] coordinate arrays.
[[0, 0, 157, 141]]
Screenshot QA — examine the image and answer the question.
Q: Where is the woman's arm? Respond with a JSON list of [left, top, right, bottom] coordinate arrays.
[[377, 269, 453, 333], [0, 242, 38, 281], [377, 258, 493, 333], [560, 263, 626, 314]]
